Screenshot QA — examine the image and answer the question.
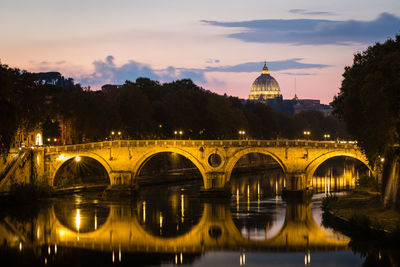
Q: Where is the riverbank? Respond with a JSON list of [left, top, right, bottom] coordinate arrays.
[[323, 190, 400, 234]]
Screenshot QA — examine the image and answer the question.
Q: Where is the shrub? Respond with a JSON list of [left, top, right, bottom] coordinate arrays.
[[356, 174, 377, 189]]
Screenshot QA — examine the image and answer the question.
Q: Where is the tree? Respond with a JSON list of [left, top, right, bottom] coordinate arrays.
[[332, 35, 400, 163]]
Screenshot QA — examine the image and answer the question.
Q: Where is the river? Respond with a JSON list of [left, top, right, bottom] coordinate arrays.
[[0, 158, 385, 266]]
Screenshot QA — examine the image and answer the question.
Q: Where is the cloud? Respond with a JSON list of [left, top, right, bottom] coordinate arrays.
[[202, 12, 400, 45], [289, 9, 335, 16], [203, 59, 328, 72], [280, 72, 315, 76], [205, 58, 221, 64], [77, 56, 329, 87]]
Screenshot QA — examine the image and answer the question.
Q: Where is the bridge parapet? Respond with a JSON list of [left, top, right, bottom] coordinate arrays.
[[44, 139, 359, 154]]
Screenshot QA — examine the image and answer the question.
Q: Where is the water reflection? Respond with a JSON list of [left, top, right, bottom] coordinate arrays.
[[0, 159, 377, 266], [313, 156, 369, 194]]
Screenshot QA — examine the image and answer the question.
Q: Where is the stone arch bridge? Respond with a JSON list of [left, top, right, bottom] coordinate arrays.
[[34, 139, 371, 191]]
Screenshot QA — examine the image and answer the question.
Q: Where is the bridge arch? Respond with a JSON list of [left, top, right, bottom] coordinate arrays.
[[132, 148, 208, 185], [52, 152, 112, 187], [305, 150, 373, 179], [225, 148, 286, 183]]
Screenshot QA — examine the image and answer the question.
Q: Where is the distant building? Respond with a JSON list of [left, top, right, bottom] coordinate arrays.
[[35, 72, 74, 88], [249, 62, 332, 116], [249, 62, 282, 101]]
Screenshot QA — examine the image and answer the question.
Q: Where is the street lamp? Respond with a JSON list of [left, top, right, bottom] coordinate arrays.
[[303, 131, 311, 139], [174, 130, 178, 139], [179, 130, 183, 140], [118, 131, 121, 139], [323, 133, 331, 140], [238, 130, 246, 140], [111, 131, 115, 140]]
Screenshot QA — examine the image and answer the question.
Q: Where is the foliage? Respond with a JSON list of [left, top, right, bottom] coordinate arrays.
[[7, 182, 54, 202], [0, 63, 349, 152], [322, 194, 338, 212], [348, 213, 372, 237], [332, 35, 400, 164], [356, 174, 377, 189]]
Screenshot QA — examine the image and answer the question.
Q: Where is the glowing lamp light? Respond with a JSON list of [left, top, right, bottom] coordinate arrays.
[[58, 154, 65, 161], [75, 156, 81, 162]]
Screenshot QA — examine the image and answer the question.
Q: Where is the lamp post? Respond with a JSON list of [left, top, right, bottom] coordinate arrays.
[[174, 131, 178, 140], [238, 130, 246, 140], [111, 131, 115, 140], [118, 131, 122, 140], [179, 130, 183, 140], [303, 130, 311, 140], [323, 133, 330, 140]]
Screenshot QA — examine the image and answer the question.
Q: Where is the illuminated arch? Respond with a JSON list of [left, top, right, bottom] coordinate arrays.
[[225, 148, 286, 183], [52, 152, 112, 186], [305, 151, 373, 179], [132, 148, 207, 185]]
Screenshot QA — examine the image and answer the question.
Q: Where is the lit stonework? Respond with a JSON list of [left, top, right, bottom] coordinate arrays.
[[249, 62, 282, 101]]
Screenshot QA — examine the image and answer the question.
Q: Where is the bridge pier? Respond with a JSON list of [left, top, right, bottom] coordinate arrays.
[[109, 171, 134, 186], [201, 172, 231, 196], [282, 171, 312, 200]]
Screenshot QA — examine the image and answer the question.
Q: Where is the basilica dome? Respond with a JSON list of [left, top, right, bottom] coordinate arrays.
[[249, 62, 282, 101]]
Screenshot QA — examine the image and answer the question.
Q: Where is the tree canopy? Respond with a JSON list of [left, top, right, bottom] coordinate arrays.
[[332, 35, 400, 163], [0, 63, 348, 155]]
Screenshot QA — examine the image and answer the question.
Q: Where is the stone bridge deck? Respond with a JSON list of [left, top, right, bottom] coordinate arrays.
[[35, 139, 370, 191]]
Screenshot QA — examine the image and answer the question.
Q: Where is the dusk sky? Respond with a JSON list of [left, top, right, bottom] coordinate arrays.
[[1, 0, 400, 103]]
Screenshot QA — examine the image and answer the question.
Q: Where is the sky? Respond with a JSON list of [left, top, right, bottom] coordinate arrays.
[[1, 0, 400, 104]]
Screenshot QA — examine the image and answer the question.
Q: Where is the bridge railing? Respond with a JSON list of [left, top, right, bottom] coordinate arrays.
[[44, 139, 359, 153]]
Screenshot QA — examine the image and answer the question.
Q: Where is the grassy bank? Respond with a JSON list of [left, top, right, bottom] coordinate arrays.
[[323, 190, 400, 233], [323, 190, 400, 238]]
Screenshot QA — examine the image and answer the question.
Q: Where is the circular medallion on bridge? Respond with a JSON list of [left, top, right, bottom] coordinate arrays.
[[208, 153, 222, 167]]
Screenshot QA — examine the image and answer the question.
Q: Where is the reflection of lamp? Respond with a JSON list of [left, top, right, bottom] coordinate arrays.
[[76, 209, 81, 232], [142, 201, 146, 223], [181, 194, 185, 221], [240, 251, 246, 265]]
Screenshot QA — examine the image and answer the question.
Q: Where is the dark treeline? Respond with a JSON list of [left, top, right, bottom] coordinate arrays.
[[0, 63, 348, 154]]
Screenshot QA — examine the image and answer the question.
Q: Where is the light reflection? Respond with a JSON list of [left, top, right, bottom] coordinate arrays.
[[142, 201, 146, 223], [304, 250, 311, 265], [19, 242, 22, 251], [55, 244, 57, 255], [247, 184, 250, 212], [181, 194, 185, 222], [76, 209, 81, 232], [239, 251, 246, 266], [112, 251, 115, 263], [236, 187, 240, 217], [48, 245, 51, 255], [159, 212, 163, 235], [94, 212, 98, 230]]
